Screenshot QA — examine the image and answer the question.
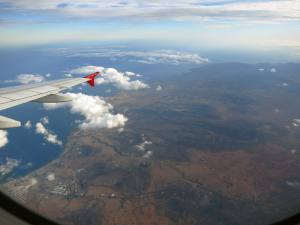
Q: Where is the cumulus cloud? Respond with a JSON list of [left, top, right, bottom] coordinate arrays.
[[291, 149, 297, 154], [270, 68, 277, 73], [24, 120, 32, 129], [135, 134, 153, 152], [35, 122, 63, 146], [156, 85, 162, 91], [125, 72, 135, 76], [16, 74, 45, 84], [0, 158, 20, 176], [286, 181, 300, 187], [118, 127, 124, 133], [143, 151, 153, 159], [69, 65, 104, 75], [293, 119, 300, 123], [0, 130, 8, 148], [136, 140, 153, 151], [44, 92, 128, 130], [135, 134, 153, 158], [64, 73, 73, 77], [46, 173, 55, 181], [40, 116, 49, 125], [5, 74, 46, 84], [63, 49, 208, 65], [70, 66, 149, 90], [291, 119, 300, 128]]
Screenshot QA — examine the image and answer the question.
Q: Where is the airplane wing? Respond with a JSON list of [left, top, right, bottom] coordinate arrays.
[[0, 72, 100, 129]]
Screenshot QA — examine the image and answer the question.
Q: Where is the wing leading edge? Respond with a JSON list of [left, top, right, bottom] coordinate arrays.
[[0, 72, 100, 129]]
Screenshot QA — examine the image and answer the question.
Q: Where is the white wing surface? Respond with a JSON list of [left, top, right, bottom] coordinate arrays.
[[0, 72, 100, 128]]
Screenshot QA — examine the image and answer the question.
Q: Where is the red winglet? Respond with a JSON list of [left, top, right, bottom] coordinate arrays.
[[84, 72, 100, 87]]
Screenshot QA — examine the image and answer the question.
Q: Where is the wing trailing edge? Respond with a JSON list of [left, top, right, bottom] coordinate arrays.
[[34, 93, 73, 103]]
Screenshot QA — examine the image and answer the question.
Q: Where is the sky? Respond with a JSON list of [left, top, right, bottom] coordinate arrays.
[[0, 0, 300, 53]]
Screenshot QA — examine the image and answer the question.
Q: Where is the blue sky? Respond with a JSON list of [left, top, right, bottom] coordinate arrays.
[[0, 0, 300, 54]]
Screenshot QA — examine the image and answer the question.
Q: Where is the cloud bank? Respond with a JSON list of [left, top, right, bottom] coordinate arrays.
[[44, 92, 128, 130], [61, 49, 209, 65], [1, 0, 300, 22], [70, 66, 149, 90]]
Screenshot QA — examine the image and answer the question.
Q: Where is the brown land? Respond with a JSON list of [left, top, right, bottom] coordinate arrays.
[[3, 63, 300, 225]]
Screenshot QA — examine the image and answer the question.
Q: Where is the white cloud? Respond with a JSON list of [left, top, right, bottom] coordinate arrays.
[[0, 158, 20, 176], [125, 71, 135, 76], [63, 49, 208, 65], [0, 130, 8, 148], [293, 119, 300, 124], [292, 119, 300, 128], [133, 50, 209, 65], [35, 122, 63, 146], [134, 135, 153, 158], [3, 0, 300, 22], [270, 68, 277, 73], [282, 82, 288, 87], [136, 140, 152, 151], [101, 67, 149, 90], [44, 92, 128, 130], [291, 149, 297, 154], [286, 181, 300, 187], [45, 73, 51, 78], [46, 173, 55, 181], [40, 116, 49, 125], [4, 74, 46, 84], [143, 151, 153, 159], [16, 74, 45, 84], [24, 120, 32, 129], [135, 134, 153, 152], [156, 85, 162, 91], [258, 68, 265, 71], [70, 66, 149, 90], [69, 65, 104, 75], [64, 73, 73, 77]]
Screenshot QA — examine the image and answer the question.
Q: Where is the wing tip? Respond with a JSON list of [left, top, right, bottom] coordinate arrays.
[[0, 115, 21, 129], [84, 72, 100, 87]]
